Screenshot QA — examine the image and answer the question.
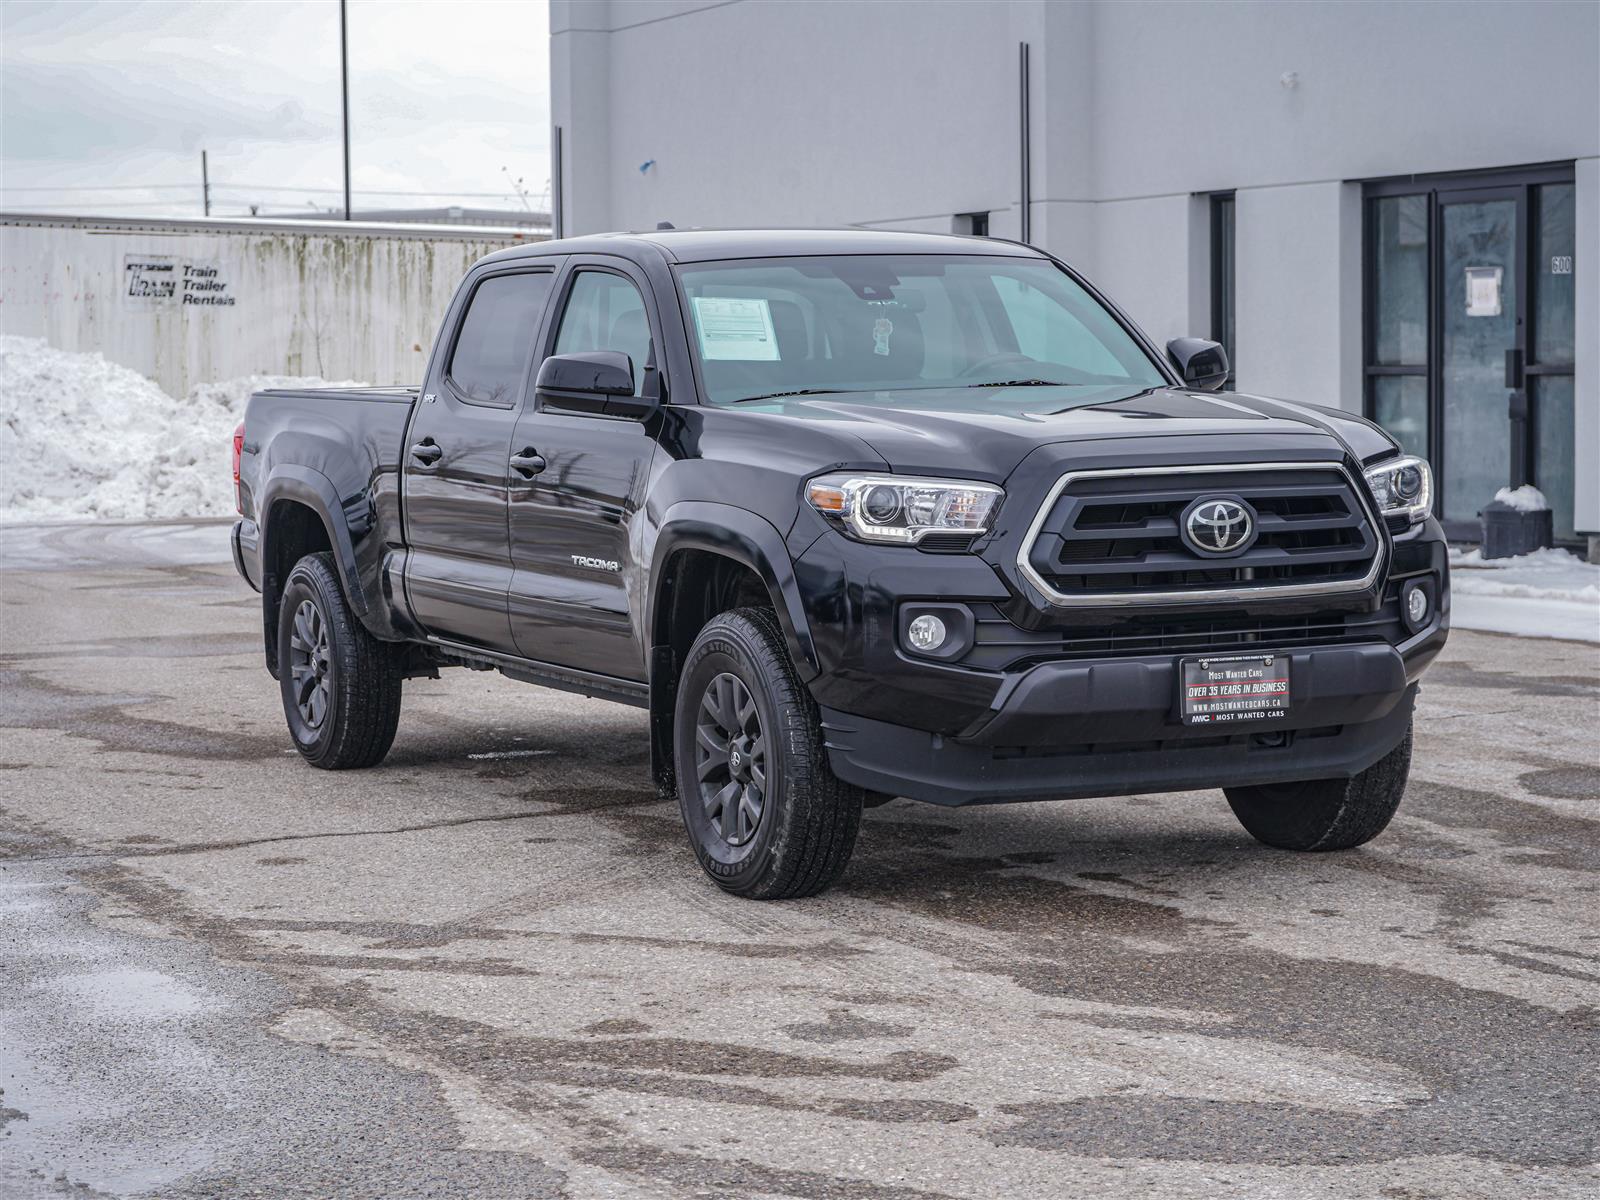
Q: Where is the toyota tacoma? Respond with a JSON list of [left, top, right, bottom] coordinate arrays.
[[231, 229, 1448, 898]]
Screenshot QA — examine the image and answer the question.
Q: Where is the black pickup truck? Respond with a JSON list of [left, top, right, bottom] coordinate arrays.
[[232, 229, 1448, 898]]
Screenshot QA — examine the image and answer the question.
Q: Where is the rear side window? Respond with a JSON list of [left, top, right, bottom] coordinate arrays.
[[449, 271, 554, 405], [553, 272, 653, 396]]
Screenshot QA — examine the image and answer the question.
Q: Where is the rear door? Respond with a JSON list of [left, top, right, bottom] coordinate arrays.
[[402, 264, 558, 652], [506, 259, 662, 679]]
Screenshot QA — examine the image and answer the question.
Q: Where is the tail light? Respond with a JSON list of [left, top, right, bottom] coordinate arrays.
[[232, 422, 245, 513]]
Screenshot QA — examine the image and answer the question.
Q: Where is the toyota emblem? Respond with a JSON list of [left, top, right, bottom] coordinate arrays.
[[1181, 496, 1257, 557]]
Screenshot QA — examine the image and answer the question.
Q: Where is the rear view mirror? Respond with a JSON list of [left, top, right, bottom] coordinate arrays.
[[1166, 338, 1230, 392], [535, 351, 657, 419]]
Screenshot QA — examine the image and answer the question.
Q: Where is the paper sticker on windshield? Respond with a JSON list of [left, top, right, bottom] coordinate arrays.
[[692, 296, 780, 361]]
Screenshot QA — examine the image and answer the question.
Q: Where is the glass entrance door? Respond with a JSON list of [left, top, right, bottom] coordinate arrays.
[[1364, 165, 1578, 542], [1439, 191, 1518, 527]]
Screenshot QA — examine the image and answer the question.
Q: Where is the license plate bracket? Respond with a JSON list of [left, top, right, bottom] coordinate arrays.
[[1180, 654, 1291, 725]]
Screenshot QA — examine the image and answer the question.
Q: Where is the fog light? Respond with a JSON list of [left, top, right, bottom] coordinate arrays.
[[907, 614, 947, 652], [1402, 579, 1432, 632]]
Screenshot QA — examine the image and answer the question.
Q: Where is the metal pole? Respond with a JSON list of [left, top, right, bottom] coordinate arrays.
[[201, 149, 210, 217], [1018, 43, 1031, 245], [551, 125, 564, 239], [340, 0, 352, 220]]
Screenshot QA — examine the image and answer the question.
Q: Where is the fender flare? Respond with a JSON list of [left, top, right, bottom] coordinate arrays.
[[257, 465, 369, 615], [649, 501, 818, 680]]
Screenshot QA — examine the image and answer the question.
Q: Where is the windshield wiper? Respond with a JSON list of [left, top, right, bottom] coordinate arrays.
[[726, 388, 851, 405], [965, 378, 1071, 388]]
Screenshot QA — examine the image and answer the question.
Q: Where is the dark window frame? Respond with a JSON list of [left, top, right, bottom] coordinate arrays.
[[959, 211, 991, 238], [1208, 192, 1236, 388]]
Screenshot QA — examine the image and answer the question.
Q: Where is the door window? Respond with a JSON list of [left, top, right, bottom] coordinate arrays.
[[1532, 182, 1577, 539], [449, 272, 555, 406], [1440, 197, 1518, 525], [552, 272, 652, 396]]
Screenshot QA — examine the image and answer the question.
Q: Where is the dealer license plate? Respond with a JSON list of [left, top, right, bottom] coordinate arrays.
[[1180, 654, 1291, 725]]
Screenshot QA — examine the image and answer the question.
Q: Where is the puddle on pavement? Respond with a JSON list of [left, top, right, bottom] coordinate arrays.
[[52, 968, 210, 1021]]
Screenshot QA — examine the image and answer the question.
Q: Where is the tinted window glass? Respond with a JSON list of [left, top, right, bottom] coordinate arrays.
[[553, 272, 652, 396], [1533, 183, 1574, 366], [449, 272, 554, 405], [1373, 195, 1429, 367]]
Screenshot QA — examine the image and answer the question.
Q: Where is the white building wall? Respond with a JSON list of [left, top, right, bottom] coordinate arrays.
[[1232, 183, 1363, 412], [0, 217, 535, 397], [552, 0, 1600, 534]]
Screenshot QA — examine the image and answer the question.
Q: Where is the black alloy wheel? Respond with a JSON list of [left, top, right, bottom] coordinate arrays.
[[287, 598, 332, 730], [694, 672, 767, 847], [672, 607, 864, 899], [276, 552, 402, 770]]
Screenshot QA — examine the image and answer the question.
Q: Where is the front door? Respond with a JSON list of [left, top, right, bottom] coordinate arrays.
[[506, 261, 661, 680], [402, 266, 557, 652], [1366, 167, 1578, 540]]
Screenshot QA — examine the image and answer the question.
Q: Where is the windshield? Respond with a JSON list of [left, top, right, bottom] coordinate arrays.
[[676, 254, 1168, 407]]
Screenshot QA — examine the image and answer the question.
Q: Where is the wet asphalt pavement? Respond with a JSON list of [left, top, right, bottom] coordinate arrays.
[[0, 519, 1597, 1199]]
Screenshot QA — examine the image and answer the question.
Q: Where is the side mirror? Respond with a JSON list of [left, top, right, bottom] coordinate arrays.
[[1166, 338, 1230, 392], [535, 351, 657, 419]]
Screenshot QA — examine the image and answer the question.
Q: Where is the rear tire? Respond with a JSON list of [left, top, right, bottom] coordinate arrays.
[[673, 607, 863, 899], [276, 552, 402, 770], [1224, 723, 1412, 851]]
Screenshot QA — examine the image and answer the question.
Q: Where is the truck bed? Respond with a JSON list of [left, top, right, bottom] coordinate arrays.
[[238, 383, 421, 637]]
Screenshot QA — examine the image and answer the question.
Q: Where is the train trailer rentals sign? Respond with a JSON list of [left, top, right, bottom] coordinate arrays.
[[123, 254, 236, 308]]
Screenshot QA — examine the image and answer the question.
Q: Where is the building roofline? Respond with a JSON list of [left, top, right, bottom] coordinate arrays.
[[0, 211, 550, 241]]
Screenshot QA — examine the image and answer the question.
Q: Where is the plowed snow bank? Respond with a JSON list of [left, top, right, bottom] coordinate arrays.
[[1, 336, 362, 523]]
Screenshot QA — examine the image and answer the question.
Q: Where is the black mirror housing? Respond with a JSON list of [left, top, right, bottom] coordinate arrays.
[[1166, 338, 1230, 392], [535, 351, 657, 419]]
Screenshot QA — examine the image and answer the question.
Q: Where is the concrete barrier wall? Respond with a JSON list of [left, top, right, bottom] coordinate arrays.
[[0, 214, 543, 395]]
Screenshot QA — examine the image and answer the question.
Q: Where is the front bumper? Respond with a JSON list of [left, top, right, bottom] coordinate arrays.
[[820, 627, 1431, 805], [823, 684, 1415, 806], [801, 517, 1448, 806]]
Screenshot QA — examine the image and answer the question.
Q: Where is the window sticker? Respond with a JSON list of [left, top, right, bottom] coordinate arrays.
[[692, 296, 780, 361], [1465, 266, 1503, 317]]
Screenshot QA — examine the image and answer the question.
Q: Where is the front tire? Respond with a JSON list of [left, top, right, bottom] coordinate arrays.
[[1224, 723, 1412, 851], [673, 608, 863, 899], [276, 552, 402, 769]]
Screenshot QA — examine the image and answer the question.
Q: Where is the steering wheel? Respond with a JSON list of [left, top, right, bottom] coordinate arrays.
[[958, 351, 1038, 379]]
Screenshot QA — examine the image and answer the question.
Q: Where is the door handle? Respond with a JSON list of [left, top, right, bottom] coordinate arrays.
[[509, 448, 547, 478], [1504, 348, 1525, 389], [410, 439, 443, 466]]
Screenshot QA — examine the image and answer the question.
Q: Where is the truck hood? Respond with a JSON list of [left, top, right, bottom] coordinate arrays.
[[757, 384, 1397, 482]]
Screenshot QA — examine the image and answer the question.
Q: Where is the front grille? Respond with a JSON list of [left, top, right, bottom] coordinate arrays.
[[964, 590, 1406, 672], [1019, 462, 1383, 606]]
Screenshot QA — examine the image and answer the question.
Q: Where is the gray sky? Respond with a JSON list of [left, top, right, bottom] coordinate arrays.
[[0, 0, 551, 219]]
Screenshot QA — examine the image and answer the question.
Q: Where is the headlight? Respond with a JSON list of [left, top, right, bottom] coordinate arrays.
[[1364, 455, 1433, 526], [806, 472, 1003, 544]]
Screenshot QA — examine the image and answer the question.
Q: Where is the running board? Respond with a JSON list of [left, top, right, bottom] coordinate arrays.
[[429, 638, 650, 709]]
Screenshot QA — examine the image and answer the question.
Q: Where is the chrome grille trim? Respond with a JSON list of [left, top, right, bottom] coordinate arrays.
[[1015, 461, 1387, 608]]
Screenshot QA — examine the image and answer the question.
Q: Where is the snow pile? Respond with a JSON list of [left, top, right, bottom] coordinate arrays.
[[0, 336, 362, 523], [1449, 545, 1599, 644], [1490, 484, 1549, 513]]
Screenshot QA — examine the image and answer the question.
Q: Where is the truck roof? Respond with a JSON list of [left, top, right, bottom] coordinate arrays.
[[478, 227, 1044, 266]]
